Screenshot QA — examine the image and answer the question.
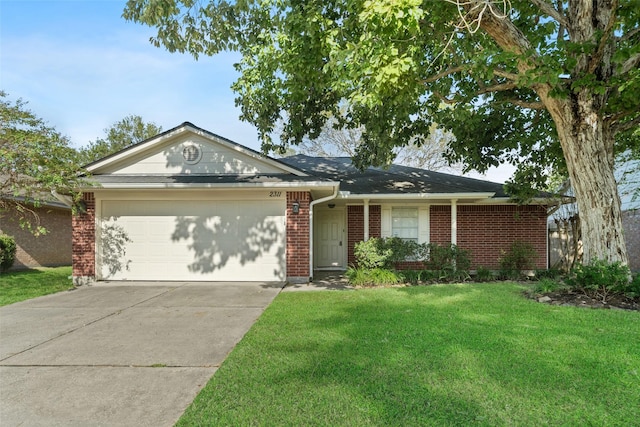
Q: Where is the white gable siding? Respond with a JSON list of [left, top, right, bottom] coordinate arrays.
[[103, 135, 284, 175]]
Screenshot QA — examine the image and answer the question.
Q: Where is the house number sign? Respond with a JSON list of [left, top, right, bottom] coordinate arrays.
[[269, 191, 282, 198]]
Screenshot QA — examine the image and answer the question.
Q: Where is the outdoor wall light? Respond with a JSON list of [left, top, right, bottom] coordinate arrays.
[[292, 201, 300, 214], [328, 203, 336, 209]]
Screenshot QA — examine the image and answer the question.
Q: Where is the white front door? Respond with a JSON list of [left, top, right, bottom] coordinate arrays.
[[314, 208, 345, 269]]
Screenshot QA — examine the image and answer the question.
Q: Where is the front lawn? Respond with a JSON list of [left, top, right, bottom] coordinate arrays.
[[178, 282, 640, 426], [0, 266, 74, 306]]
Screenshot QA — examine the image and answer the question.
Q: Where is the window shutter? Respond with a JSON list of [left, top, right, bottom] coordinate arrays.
[[381, 206, 391, 237], [418, 206, 430, 244]]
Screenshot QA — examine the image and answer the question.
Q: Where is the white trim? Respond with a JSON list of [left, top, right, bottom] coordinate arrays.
[[339, 192, 495, 200], [80, 180, 338, 190], [309, 186, 340, 280], [363, 199, 370, 241], [451, 199, 458, 245]]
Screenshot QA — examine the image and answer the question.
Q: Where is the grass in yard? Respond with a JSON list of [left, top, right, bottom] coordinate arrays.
[[0, 266, 74, 306], [178, 282, 640, 426]]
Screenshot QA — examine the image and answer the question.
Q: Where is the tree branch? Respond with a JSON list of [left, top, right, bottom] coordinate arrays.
[[498, 99, 545, 109], [612, 114, 640, 134], [618, 52, 640, 76], [477, 81, 517, 94], [530, 0, 569, 28], [587, 0, 619, 74], [422, 65, 467, 83]]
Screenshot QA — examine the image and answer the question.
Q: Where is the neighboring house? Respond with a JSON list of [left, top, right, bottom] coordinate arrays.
[[549, 160, 639, 272], [0, 199, 72, 269], [72, 122, 550, 284]]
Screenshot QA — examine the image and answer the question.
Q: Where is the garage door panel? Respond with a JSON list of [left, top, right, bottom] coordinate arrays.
[[99, 200, 285, 281]]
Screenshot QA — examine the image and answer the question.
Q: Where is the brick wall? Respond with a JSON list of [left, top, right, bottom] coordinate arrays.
[[286, 191, 310, 281], [430, 205, 452, 245], [72, 192, 96, 281], [457, 205, 548, 269], [346, 203, 548, 270], [346, 205, 381, 265], [1, 205, 71, 269]]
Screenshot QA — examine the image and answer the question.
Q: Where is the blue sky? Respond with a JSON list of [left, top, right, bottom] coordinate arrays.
[[1, 0, 515, 182], [1, 0, 257, 149]]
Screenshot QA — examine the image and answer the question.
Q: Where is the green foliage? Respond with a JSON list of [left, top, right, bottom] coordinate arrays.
[[345, 267, 402, 287], [535, 268, 564, 280], [398, 269, 426, 285], [353, 237, 425, 270], [0, 91, 84, 234], [0, 235, 17, 273], [353, 238, 391, 269], [474, 266, 494, 282], [566, 259, 633, 302], [498, 241, 537, 279], [78, 115, 163, 165], [124, 0, 639, 189], [533, 278, 564, 294], [423, 243, 471, 282], [628, 274, 640, 299]]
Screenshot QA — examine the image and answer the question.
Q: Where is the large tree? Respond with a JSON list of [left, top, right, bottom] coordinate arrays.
[[0, 91, 82, 235], [124, 0, 639, 265], [78, 115, 163, 165]]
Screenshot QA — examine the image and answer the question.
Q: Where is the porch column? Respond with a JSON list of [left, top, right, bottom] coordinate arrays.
[[451, 199, 457, 245], [363, 199, 370, 241]]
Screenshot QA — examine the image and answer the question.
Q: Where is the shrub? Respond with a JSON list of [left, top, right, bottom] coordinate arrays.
[[399, 270, 422, 285], [0, 234, 17, 273], [533, 278, 564, 294], [566, 259, 632, 303], [346, 267, 402, 287], [535, 268, 563, 280], [498, 241, 537, 279], [423, 243, 471, 282], [626, 274, 640, 299], [475, 266, 494, 282], [353, 237, 426, 270], [353, 238, 391, 269], [382, 237, 426, 265]]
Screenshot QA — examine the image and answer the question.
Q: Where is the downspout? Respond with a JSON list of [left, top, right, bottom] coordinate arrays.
[[308, 185, 339, 281]]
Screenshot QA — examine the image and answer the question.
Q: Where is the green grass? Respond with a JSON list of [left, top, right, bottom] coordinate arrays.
[[0, 266, 74, 306], [178, 283, 640, 426]]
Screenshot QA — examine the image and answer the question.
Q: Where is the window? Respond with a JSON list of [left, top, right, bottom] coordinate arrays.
[[392, 207, 418, 243]]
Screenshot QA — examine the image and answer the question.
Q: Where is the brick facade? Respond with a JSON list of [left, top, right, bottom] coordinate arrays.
[[346, 203, 548, 270], [457, 205, 547, 270], [286, 191, 311, 281], [72, 192, 96, 283], [347, 205, 382, 265], [1, 205, 71, 269]]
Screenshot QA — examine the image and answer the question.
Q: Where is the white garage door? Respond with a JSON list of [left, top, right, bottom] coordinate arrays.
[[99, 199, 286, 281]]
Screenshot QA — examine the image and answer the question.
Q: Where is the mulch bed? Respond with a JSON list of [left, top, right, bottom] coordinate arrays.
[[529, 289, 639, 311]]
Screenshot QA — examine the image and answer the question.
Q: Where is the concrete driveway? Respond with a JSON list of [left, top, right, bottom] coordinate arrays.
[[0, 281, 282, 427]]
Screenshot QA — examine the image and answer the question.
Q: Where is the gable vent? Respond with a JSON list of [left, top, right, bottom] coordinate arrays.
[[182, 144, 202, 164]]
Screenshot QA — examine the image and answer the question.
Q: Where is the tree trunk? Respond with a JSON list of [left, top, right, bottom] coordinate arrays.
[[543, 94, 629, 266]]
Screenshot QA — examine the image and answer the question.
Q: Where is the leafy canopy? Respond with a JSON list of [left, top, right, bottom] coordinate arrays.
[[78, 114, 163, 165], [124, 0, 639, 192], [0, 91, 83, 234]]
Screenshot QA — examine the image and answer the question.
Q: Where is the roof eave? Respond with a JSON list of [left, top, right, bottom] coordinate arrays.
[[80, 181, 340, 191], [338, 192, 496, 200]]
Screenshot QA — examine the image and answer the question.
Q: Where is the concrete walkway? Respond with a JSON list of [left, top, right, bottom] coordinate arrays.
[[0, 281, 282, 427]]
